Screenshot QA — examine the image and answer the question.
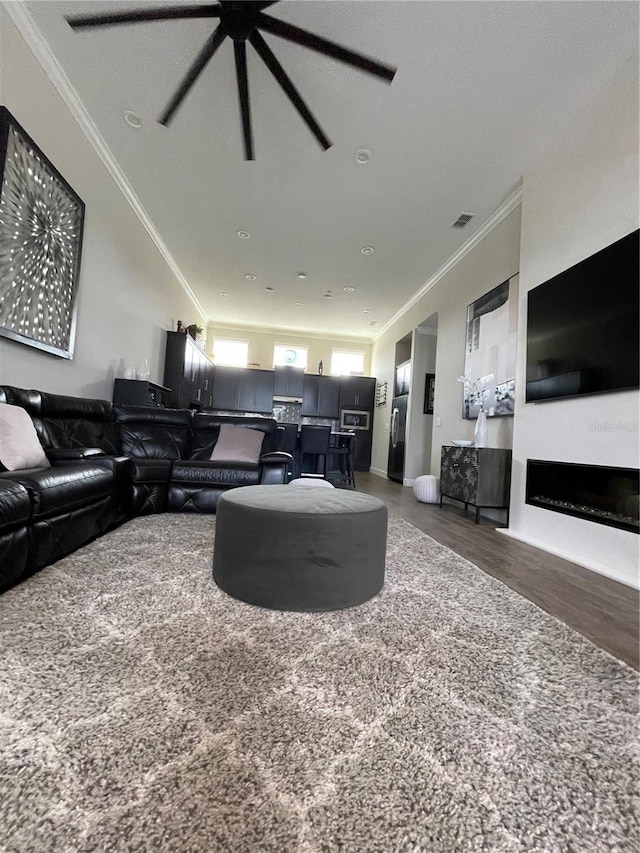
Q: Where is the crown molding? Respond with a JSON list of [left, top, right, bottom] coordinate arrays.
[[3, 1, 207, 321], [374, 183, 523, 341]]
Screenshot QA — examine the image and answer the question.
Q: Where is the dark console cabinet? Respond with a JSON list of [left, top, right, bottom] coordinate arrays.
[[339, 376, 376, 410], [113, 379, 171, 408], [440, 446, 512, 523], [213, 366, 274, 413], [302, 375, 340, 418], [163, 331, 214, 410]]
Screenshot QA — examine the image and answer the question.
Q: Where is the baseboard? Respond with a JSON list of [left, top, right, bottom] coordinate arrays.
[[369, 467, 388, 479], [496, 528, 640, 589]]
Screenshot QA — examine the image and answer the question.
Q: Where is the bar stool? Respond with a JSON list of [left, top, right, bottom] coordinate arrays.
[[277, 423, 299, 482], [329, 432, 356, 489], [298, 424, 331, 480]]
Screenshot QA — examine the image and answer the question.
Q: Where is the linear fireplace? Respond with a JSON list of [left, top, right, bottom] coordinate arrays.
[[526, 459, 639, 534]]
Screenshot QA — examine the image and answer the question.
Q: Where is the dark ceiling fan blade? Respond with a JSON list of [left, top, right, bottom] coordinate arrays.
[[66, 4, 222, 30], [250, 31, 331, 150], [159, 25, 227, 125], [233, 41, 254, 160], [255, 12, 396, 82]]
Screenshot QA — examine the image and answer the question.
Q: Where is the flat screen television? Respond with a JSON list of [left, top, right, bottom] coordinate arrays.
[[526, 229, 639, 403]]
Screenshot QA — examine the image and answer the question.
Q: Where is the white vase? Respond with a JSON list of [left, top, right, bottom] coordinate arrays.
[[135, 358, 150, 381], [474, 409, 488, 448]]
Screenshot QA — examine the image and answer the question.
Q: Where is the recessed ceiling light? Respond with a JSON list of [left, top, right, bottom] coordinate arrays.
[[361, 246, 374, 255], [324, 294, 332, 300], [236, 230, 251, 239], [220, 292, 229, 298], [265, 287, 274, 293], [123, 110, 143, 129], [291, 322, 300, 327], [297, 272, 307, 279], [294, 302, 303, 307], [344, 286, 355, 293], [354, 148, 371, 164], [244, 274, 256, 280], [368, 320, 377, 326], [362, 309, 371, 314]]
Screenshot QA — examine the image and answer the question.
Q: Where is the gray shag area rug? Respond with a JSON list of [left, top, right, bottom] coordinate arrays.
[[0, 514, 637, 853]]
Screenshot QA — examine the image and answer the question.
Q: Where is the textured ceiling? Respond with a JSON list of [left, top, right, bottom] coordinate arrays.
[[16, 0, 639, 339]]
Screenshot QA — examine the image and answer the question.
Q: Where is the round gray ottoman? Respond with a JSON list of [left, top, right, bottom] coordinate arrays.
[[212, 485, 387, 612]]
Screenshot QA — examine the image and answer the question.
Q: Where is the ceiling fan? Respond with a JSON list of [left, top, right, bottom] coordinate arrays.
[[66, 1, 397, 160]]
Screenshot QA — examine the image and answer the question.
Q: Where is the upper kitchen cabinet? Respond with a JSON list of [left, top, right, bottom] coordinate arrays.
[[273, 366, 304, 398], [212, 366, 274, 413], [338, 376, 376, 410], [302, 374, 341, 418]]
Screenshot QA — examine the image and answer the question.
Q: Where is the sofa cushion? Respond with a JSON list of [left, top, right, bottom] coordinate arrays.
[[35, 392, 119, 456], [171, 461, 262, 488], [0, 480, 32, 531], [115, 406, 192, 460], [210, 425, 265, 464], [0, 404, 50, 472], [1, 464, 114, 520], [190, 414, 278, 460]]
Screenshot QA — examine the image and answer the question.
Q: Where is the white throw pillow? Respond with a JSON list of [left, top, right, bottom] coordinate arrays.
[[210, 424, 265, 464], [0, 403, 50, 471]]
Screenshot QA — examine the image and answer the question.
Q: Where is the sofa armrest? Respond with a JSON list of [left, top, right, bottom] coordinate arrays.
[[47, 447, 106, 463], [259, 451, 292, 485], [259, 451, 293, 465]]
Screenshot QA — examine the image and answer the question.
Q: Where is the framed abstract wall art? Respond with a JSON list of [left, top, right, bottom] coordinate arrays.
[[424, 373, 435, 415], [0, 107, 85, 358], [461, 275, 518, 419]]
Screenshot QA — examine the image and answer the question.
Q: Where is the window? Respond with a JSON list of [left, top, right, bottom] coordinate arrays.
[[212, 338, 249, 367], [273, 345, 307, 369], [330, 350, 365, 376]]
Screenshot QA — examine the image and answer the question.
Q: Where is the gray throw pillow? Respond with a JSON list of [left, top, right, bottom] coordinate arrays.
[[210, 424, 264, 464], [0, 403, 50, 471]]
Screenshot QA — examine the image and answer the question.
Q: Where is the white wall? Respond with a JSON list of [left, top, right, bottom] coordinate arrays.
[[0, 11, 203, 401], [207, 323, 371, 376], [506, 53, 639, 588], [404, 328, 437, 482], [370, 207, 521, 478]]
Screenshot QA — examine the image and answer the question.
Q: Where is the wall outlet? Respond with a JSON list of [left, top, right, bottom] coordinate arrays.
[[436, 417, 442, 427]]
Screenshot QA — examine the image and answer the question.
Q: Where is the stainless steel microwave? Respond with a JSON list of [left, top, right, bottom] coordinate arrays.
[[340, 409, 370, 430]]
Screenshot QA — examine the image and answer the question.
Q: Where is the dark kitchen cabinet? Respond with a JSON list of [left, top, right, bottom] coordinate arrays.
[[352, 430, 374, 472], [302, 374, 340, 418], [238, 369, 275, 413], [163, 331, 214, 410], [339, 376, 376, 410], [212, 366, 274, 413], [211, 365, 241, 410], [439, 446, 512, 523], [274, 366, 304, 398]]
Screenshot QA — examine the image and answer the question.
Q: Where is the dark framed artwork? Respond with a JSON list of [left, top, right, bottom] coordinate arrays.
[[462, 275, 518, 419], [424, 373, 435, 415], [0, 107, 85, 358]]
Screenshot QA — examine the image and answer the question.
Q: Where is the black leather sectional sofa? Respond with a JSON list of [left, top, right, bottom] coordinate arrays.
[[0, 386, 291, 593]]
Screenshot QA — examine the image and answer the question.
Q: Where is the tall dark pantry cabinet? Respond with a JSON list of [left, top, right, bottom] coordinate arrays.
[[163, 331, 214, 410]]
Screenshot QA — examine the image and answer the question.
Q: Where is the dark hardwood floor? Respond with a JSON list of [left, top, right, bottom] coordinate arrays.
[[354, 472, 639, 670]]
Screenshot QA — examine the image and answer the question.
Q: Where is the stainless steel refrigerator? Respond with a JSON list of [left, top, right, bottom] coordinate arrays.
[[387, 394, 408, 482]]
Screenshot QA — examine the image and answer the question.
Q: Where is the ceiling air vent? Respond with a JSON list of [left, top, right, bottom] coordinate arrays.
[[452, 212, 475, 228], [368, 320, 377, 327]]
